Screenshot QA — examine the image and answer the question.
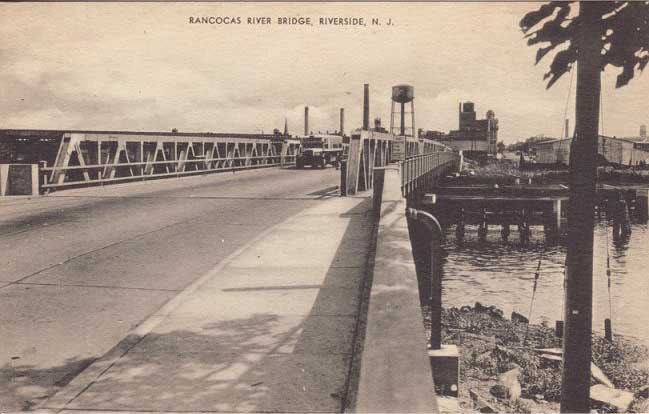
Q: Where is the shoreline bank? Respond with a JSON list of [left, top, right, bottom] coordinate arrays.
[[424, 304, 649, 413]]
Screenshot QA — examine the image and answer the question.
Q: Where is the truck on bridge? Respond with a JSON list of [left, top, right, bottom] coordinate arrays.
[[296, 134, 345, 169]]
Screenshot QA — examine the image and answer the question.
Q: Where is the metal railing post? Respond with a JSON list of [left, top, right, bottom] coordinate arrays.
[[372, 167, 386, 216], [406, 207, 444, 350], [340, 160, 348, 196]]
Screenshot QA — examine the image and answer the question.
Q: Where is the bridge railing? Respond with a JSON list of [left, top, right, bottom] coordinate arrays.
[[35, 131, 303, 192], [40, 154, 297, 191], [400, 151, 459, 198]]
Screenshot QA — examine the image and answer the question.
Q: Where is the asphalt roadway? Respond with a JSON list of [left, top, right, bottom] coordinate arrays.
[[0, 166, 342, 412]]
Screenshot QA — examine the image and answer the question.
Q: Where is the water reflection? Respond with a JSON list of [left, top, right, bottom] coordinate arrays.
[[441, 221, 649, 348]]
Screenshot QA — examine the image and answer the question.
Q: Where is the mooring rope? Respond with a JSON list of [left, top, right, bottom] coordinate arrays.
[[524, 246, 545, 342], [600, 69, 606, 136], [605, 221, 614, 324], [556, 67, 576, 157], [561, 255, 567, 325], [563, 67, 575, 136]]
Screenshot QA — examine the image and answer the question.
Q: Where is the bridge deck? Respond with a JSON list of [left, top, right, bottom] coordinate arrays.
[[38, 185, 375, 412], [2, 167, 373, 411]]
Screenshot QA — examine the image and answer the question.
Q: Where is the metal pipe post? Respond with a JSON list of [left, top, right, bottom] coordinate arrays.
[[406, 207, 444, 350]]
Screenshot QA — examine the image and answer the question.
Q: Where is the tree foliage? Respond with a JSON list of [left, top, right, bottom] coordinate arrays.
[[520, 1, 649, 88]]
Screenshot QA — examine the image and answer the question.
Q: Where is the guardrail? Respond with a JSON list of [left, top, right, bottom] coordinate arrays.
[[40, 154, 296, 191], [400, 151, 459, 198]]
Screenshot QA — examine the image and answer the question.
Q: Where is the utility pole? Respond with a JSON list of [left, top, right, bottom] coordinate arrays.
[[561, 2, 604, 412]]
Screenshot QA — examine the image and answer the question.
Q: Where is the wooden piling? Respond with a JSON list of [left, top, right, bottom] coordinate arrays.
[[635, 189, 649, 224], [553, 199, 562, 234], [455, 208, 465, 242], [478, 209, 488, 242], [622, 197, 632, 237], [519, 208, 531, 244], [501, 215, 510, 243], [613, 194, 632, 239]]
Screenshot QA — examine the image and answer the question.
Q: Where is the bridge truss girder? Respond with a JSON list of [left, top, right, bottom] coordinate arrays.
[[43, 132, 300, 191], [343, 130, 451, 196]]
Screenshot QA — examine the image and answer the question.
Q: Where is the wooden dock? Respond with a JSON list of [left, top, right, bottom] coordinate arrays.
[[419, 183, 647, 242]]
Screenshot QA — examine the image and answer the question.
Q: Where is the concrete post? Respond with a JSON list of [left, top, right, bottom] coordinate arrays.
[[0, 165, 8, 196], [0, 164, 40, 196], [31, 164, 39, 195]]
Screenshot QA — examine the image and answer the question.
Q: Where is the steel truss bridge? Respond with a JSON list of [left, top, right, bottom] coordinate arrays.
[[342, 129, 456, 196], [2, 128, 458, 197], [0, 130, 301, 191]]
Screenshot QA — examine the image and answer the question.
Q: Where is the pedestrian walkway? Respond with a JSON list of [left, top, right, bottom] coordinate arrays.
[[42, 195, 374, 413]]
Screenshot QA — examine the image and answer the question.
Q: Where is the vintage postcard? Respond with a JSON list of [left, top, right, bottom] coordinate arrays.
[[1, 2, 648, 413]]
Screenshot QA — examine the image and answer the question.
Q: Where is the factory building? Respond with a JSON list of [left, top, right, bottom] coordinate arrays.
[[532, 135, 649, 167], [419, 102, 499, 158]]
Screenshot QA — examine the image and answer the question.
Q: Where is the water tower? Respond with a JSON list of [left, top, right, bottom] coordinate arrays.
[[390, 84, 415, 138], [390, 85, 415, 160]]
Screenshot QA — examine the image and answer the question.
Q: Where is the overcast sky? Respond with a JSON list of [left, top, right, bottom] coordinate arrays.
[[1, 2, 647, 143]]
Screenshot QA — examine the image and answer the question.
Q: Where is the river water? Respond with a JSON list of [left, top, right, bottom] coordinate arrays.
[[441, 221, 649, 349]]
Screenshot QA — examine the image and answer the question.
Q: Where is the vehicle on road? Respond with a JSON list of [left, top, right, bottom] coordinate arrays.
[[296, 135, 345, 169]]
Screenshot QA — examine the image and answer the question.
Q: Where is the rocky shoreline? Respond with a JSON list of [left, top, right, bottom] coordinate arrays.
[[428, 304, 649, 413]]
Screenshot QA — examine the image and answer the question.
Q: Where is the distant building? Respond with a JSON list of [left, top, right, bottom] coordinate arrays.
[[419, 102, 498, 157], [373, 117, 388, 133], [532, 135, 649, 166], [641, 124, 647, 140], [418, 129, 446, 141]]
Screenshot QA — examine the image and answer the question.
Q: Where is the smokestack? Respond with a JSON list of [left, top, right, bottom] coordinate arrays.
[[363, 84, 370, 131], [340, 108, 345, 136], [304, 106, 309, 136], [564, 118, 570, 139]]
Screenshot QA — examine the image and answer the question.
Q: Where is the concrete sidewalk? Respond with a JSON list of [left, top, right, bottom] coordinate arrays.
[[42, 195, 374, 413]]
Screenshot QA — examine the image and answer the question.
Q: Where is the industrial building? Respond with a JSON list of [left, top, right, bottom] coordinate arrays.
[[532, 135, 649, 167], [419, 102, 499, 158]]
